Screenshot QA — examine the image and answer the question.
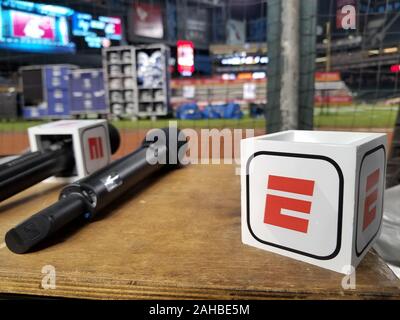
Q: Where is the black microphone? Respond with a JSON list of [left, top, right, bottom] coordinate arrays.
[[5, 127, 187, 254], [0, 123, 120, 203]]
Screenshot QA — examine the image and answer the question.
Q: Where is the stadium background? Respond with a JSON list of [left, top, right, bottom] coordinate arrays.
[[0, 0, 399, 177]]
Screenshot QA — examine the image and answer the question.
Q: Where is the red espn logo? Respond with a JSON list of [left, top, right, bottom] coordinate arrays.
[[363, 169, 380, 231], [88, 137, 104, 160], [264, 175, 315, 234]]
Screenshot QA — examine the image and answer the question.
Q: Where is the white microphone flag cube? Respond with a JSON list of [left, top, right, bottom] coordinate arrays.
[[28, 120, 113, 183], [241, 130, 387, 274]]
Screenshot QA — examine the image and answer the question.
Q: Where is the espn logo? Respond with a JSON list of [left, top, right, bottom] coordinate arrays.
[[363, 169, 380, 231], [88, 137, 104, 160], [245, 151, 343, 260], [356, 146, 386, 257], [264, 175, 315, 234]]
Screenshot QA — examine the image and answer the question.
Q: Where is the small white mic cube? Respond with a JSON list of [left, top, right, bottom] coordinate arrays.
[[241, 130, 387, 274], [28, 120, 113, 183]]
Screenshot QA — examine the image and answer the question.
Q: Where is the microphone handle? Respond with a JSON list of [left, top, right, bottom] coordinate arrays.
[[0, 146, 74, 202], [5, 195, 86, 254], [61, 144, 166, 217], [5, 143, 167, 254], [0, 151, 43, 179]]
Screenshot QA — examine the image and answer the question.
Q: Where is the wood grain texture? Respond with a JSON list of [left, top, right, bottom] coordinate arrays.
[[0, 164, 399, 300]]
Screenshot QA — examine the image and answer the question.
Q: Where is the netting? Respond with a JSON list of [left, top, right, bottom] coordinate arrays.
[[314, 0, 400, 136], [0, 0, 399, 159]]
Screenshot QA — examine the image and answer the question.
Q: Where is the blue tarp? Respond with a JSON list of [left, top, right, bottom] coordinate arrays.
[[202, 105, 221, 119], [176, 102, 243, 120], [202, 103, 243, 119], [176, 103, 203, 120], [223, 102, 243, 119]]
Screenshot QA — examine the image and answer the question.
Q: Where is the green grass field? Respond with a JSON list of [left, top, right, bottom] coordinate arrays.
[[0, 118, 266, 132], [314, 105, 399, 129], [0, 105, 398, 132]]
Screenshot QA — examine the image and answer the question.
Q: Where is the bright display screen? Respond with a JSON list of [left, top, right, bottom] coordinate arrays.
[[177, 40, 195, 76], [11, 10, 55, 40], [72, 12, 122, 50], [0, 0, 75, 53]]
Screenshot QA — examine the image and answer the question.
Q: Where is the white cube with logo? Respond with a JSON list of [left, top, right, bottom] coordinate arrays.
[[28, 120, 112, 183], [241, 130, 387, 274]]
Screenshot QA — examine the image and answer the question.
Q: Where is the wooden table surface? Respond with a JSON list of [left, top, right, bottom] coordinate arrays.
[[0, 164, 399, 299]]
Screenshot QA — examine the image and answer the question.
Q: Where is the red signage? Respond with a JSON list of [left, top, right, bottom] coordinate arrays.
[[315, 72, 341, 82], [177, 40, 195, 76], [132, 2, 163, 39], [390, 64, 400, 73], [112, 17, 122, 38], [336, 0, 357, 29]]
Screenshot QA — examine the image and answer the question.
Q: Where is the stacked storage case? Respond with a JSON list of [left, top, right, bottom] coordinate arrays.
[[20, 65, 77, 119], [103, 46, 138, 119], [136, 44, 170, 119], [70, 69, 107, 117], [103, 44, 171, 119]]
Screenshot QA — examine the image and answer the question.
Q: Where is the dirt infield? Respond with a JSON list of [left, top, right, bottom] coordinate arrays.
[[0, 132, 30, 155], [0, 128, 394, 160], [0, 128, 267, 162]]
